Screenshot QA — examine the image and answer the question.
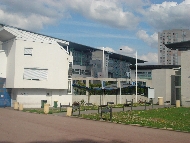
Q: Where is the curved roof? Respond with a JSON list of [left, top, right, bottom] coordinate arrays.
[[0, 23, 146, 65], [69, 42, 146, 64], [130, 65, 181, 70], [164, 40, 190, 51]]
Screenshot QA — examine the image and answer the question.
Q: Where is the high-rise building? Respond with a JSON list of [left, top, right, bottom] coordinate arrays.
[[158, 29, 190, 65]]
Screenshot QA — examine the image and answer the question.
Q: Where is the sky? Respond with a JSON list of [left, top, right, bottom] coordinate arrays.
[[0, 0, 190, 64]]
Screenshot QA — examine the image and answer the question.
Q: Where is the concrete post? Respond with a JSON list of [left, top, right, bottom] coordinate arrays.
[[19, 104, 23, 111], [66, 107, 72, 116], [86, 79, 90, 103], [176, 100, 180, 107], [14, 102, 19, 110], [158, 97, 164, 105], [44, 104, 49, 114]]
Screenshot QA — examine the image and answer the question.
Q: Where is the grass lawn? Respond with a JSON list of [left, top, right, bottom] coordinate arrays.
[[23, 108, 67, 114], [80, 107, 190, 132], [22, 103, 150, 114]]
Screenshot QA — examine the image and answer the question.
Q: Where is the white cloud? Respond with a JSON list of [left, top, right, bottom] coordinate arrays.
[[0, 0, 67, 31], [138, 52, 158, 65], [99, 47, 116, 53], [67, 0, 140, 30], [104, 47, 116, 53], [142, 0, 190, 30], [0, 0, 141, 31], [117, 45, 158, 64], [136, 30, 158, 48], [0, 0, 189, 32], [117, 46, 136, 57]]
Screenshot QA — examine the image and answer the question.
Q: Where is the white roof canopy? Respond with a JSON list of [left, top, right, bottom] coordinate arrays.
[[0, 25, 69, 53]]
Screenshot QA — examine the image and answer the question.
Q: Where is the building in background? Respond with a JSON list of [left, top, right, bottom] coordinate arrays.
[[67, 44, 145, 79], [158, 29, 190, 65]]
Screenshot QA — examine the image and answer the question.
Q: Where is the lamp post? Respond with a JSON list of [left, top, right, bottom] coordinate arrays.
[[119, 49, 122, 104], [102, 47, 105, 105], [136, 51, 138, 103]]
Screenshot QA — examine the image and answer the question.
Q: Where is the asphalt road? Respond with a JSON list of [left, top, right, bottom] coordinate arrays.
[[0, 108, 190, 143]]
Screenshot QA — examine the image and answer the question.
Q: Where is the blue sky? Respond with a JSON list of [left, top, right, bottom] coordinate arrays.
[[0, 0, 189, 64]]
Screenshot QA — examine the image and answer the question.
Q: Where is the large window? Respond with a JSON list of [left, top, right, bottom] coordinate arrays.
[[24, 48, 33, 56], [68, 80, 72, 93], [23, 68, 48, 80]]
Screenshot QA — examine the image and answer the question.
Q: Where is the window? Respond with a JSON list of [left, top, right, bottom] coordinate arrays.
[[24, 48, 33, 56], [68, 80, 72, 93], [74, 69, 80, 74], [68, 62, 72, 78], [23, 68, 48, 80]]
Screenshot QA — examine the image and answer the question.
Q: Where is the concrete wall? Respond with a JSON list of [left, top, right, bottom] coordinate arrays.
[[152, 69, 175, 104], [13, 88, 72, 108], [181, 51, 190, 106], [2, 39, 16, 87], [7, 39, 70, 89], [72, 94, 148, 105], [0, 50, 7, 78], [91, 50, 108, 78]]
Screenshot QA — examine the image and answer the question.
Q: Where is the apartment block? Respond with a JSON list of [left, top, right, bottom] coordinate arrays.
[[158, 29, 190, 65]]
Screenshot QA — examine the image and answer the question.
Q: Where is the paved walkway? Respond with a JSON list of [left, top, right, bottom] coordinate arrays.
[[0, 107, 189, 143]]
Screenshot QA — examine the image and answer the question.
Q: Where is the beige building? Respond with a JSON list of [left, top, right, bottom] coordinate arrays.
[[165, 41, 190, 107], [158, 29, 190, 65], [130, 65, 180, 104]]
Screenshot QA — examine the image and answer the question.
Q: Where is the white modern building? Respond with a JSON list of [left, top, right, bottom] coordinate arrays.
[[158, 29, 190, 65], [0, 24, 146, 108], [0, 24, 73, 108]]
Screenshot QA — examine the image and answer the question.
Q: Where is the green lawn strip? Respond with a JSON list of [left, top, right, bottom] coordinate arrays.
[[23, 108, 67, 114], [22, 103, 149, 114], [80, 105, 98, 110], [81, 103, 145, 110], [80, 107, 190, 132]]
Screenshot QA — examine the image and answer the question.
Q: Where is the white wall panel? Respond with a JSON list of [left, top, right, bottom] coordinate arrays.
[[13, 39, 70, 89], [16, 88, 72, 108], [0, 50, 7, 78]]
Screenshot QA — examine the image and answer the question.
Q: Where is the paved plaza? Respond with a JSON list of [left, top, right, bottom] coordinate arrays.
[[0, 107, 190, 143]]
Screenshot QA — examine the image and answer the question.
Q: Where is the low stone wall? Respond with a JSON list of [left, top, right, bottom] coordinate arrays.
[[72, 94, 148, 105], [16, 94, 72, 108]]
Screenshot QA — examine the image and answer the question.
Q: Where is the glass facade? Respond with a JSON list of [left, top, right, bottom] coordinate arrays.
[[70, 49, 131, 78]]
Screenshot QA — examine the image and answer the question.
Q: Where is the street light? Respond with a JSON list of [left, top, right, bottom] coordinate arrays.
[[101, 47, 113, 105], [119, 49, 122, 104], [101, 47, 105, 105], [136, 51, 138, 103]]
